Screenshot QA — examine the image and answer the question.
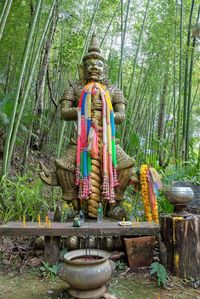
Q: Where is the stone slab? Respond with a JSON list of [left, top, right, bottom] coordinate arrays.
[[0, 220, 159, 237]]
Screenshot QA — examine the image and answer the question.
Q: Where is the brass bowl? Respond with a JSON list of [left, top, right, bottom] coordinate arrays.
[[165, 186, 194, 216], [165, 186, 194, 204]]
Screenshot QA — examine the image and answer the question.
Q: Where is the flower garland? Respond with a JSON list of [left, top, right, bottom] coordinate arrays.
[[75, 82, 118, 202], [140, 164, 159, 224]]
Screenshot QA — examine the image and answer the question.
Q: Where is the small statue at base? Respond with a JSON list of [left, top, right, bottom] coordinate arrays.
[[39, 33, 137, 219]]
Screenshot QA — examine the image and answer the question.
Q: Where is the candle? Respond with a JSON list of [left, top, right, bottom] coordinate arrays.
[[38, 214, 41, 226], [22, 215, 26, 227], [48, 220, 51, 228], [45, 215, 49, 225], [132, 221, 134, 227]]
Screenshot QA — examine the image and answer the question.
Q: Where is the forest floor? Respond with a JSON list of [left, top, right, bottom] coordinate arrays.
[[0, 262, 200, 299]]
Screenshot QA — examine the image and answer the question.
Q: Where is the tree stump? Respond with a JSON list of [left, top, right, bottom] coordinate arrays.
[[161, 215, 200, 278]]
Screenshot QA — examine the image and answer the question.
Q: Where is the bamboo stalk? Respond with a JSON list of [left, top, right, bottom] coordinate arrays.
[[100, 0, 120, 47], [185, 5, 200, 161], [5, 0, 57, 174], [176, 0, 183, 163], [78, 0, 100, 66], [182, 0, 195, 163], [118, 0, 130, 90], [2, 0, 42, 176], [173, 0, 178, 166], [0, 0, 12, 41], [121, 0, 150, 146]]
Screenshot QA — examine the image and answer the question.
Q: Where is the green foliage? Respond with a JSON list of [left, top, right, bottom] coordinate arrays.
[[0, 174, 54, 222], [40, 261, 61, 278], [123, 189, 145, 221], [115, 260, 127, 271], [150, 261, 168, 287], [162, 164, 200, 186], [0, 0, 200, 188], [157, 191, 174, 214], [61, 203, 75, 222]]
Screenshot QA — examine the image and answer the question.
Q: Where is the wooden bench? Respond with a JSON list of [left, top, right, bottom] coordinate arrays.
[[0, 220, 159, 264]]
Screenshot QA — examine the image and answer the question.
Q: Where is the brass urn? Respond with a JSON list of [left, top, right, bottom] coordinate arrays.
[[165, 186, 194, 216], [59, 249, 112, 299]]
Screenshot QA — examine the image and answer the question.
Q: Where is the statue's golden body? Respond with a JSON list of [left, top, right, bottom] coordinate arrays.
[[39, 33, 135, 218]]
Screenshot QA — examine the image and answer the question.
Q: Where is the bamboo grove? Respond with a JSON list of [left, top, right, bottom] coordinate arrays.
[[0, 0, 200, 177]]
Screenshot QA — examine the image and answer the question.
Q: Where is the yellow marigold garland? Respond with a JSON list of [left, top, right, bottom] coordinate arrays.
[[140, 165, 152, 222], [140, 164, 159, 224]]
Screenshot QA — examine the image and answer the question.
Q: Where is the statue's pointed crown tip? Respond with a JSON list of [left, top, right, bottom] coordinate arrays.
[[88, 31, 100, 53], [83, 32, 104, 62]]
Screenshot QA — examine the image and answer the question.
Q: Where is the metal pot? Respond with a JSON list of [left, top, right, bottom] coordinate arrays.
[[59, 249, 112, 298], [165, 186, 194, 215]]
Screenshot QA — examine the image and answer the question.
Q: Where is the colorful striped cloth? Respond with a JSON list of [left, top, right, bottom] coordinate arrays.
[[75, 82, 118, 202]]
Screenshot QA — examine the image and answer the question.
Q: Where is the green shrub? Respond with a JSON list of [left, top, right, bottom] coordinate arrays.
[[150, 261, 168, 287], [0, 174, 55, 222]]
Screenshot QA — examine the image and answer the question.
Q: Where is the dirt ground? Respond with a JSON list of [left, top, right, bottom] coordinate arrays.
[[0, 236, 199, 299], [0, 266, 200, 299]]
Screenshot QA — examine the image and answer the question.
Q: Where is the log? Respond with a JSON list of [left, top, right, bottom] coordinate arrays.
[[161, 215, 200, 278]]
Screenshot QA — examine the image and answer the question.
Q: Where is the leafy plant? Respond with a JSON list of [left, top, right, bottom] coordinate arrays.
[[157, 191, 174, 214], [123, 188, 145, 221], [150, 261, 168, 287], [61, 202, 75, 222], [40, 261, 61, 278], [115, 260, 127, 271], [0, 174, 55, 222]]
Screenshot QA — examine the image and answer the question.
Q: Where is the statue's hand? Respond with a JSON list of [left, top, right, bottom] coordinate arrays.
[[38, 161, 58, 186], [39, 161, 50, 178]]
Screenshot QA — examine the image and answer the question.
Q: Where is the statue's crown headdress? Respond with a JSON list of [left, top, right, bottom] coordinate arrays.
[[83, 32, 105, 62]]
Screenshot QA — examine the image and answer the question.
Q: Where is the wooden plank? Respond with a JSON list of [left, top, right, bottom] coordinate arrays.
[[0, 221, 159, 237]]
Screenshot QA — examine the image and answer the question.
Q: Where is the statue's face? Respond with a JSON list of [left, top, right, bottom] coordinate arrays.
[[84, 58, 104, 82]]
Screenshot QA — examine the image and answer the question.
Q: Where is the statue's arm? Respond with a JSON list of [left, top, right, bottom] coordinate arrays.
[[113, 89, 126, 125], [60, 86, 77, 121]]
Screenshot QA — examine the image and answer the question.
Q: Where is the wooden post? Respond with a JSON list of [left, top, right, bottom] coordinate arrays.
[[44, 205, 62, 265], [161, 215, 200, 278], [44, 236, 61, 265]]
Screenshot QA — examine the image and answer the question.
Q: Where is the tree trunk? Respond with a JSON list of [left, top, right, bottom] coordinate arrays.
[[161, 215, 200, 278]]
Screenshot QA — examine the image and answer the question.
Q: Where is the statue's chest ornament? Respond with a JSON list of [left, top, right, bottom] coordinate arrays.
[[75, 82, 118, 203]]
